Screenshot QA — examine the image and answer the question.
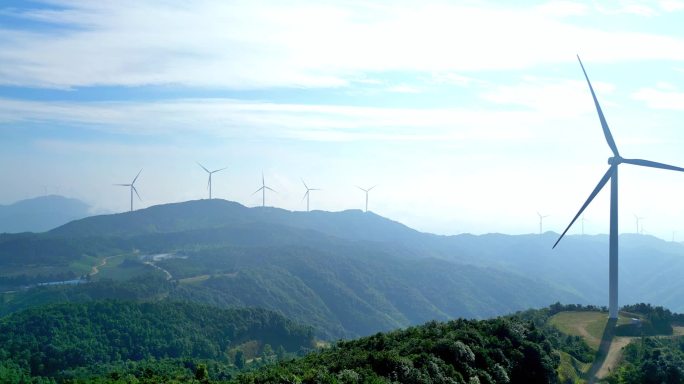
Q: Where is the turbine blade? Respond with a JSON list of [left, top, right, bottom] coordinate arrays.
[[252, 187, 264, 195], [114, 184, 130, 186], [622, 158, 684, 173], [212, 167, 227, 173], [553, 166, 614, 249], [368, 185, 376, 191], [577, 55, 620, 157], [197, 162, 210, 173], [302, 178, 308, 189], [265, 186, 277, 193], [132, 169, 142, 184], [132, 186, 142, 201], [302, 191, 309, 201], [357, 186, 368, 192]]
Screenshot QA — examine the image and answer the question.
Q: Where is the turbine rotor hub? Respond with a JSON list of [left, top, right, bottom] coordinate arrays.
[[608, 156, 623, 165]]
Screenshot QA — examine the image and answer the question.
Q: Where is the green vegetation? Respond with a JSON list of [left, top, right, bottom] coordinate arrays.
[[605, 337, 684, 384], [0, 301, 601, 383], [1, 237, 581, 340], [233, 316, 560, 383], [549, 311, 632, 350], [0, 300, 313, 381]]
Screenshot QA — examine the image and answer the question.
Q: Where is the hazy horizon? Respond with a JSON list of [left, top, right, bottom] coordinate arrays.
[[3, 1, 684, 240]]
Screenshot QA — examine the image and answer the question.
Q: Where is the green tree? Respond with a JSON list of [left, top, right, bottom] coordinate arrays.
[[234, 350, 245, 369]]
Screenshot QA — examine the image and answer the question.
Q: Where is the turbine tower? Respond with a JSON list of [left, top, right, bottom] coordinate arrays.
[[197, 163, 226, 199], [114, 169, 142, 212], [301, 179, 320, 212], [357, 186, 375, 212], [554, 56, 684, 319], [634, 214, 644, 234], [537, 212, 549, 235], [253, 172, 276, 207]]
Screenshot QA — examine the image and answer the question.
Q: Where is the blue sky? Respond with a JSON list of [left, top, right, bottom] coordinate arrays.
[[2, 0, 684, 239]]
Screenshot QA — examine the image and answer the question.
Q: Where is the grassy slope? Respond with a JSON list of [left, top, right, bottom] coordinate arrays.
[[549, 311, 632, 349], [548, 311, 662, 382]]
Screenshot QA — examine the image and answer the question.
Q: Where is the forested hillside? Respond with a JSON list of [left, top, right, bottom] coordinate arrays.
[[4, 199, 684, 340], [233, 316, 560, 384], [0, 304, 584, 383], [0, 301, 313, 380]]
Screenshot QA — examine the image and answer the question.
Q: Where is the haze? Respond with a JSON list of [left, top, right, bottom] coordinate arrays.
[[2, 0, 684, 240]]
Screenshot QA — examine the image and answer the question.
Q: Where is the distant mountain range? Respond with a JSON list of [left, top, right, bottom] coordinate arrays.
[[2, 199, 684, 338], [0, 195, 91, 233]]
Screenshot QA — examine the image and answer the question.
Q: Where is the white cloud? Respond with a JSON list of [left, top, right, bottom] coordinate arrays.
[[659, 0, 684, 12], [632, 88, 684, 110], [0, 97, 544, 143], [535, 1, 589, 17], [479, 77, 616, 116], [2, 1, 684, 89]]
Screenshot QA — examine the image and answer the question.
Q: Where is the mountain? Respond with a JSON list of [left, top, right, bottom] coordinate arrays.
[[0, 195, 91, 233], [437, 232, 684, 313], [41, 200, 684, 314], [50, 199, 429, 245], [0, 199, 583, 339], [3, 198, 684, 338]]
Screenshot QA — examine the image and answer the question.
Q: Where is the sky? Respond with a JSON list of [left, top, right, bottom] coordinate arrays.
[[2, 0, 684, 240]]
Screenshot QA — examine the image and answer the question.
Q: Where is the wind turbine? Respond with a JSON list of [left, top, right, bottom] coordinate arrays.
[[554, 56, 684, 319], [301, 179, 320, 212], [253, 172, 276, 207], [198, 163, 226, 199], [537, 212, 549, 235], [114, 169, 142, 212], [357, 186, 375, 212], [634, 214, 645, 234]]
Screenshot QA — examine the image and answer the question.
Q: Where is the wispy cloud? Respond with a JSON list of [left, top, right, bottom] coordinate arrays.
[[2, 1, 684, 89], [632, 88, 684, 110], [0, 97, 544, 143], [479, 77, 616, 116]]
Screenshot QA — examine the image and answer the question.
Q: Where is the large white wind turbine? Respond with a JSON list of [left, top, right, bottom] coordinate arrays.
[[114, 169, 142, 212], [554, 56, 684, 319], [301, 179, 320, 212], [253, 172, 276, 207], [357, 186, 375, 213], [198, 163, 226, 199]]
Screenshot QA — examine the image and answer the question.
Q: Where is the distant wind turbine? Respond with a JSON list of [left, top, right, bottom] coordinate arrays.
[[357, 186, 375, 212], [301, 179, 320, 212], [634, 214, 645, 234], [253, 172, 276, 207], [537, 212, 549, 235], [114, 169, 142, 212], [553, 56, 684, 320], [197, 163, 226, 199]]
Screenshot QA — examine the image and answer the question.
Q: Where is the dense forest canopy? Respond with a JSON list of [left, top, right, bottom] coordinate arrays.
[[0, 300, 313, 379]]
